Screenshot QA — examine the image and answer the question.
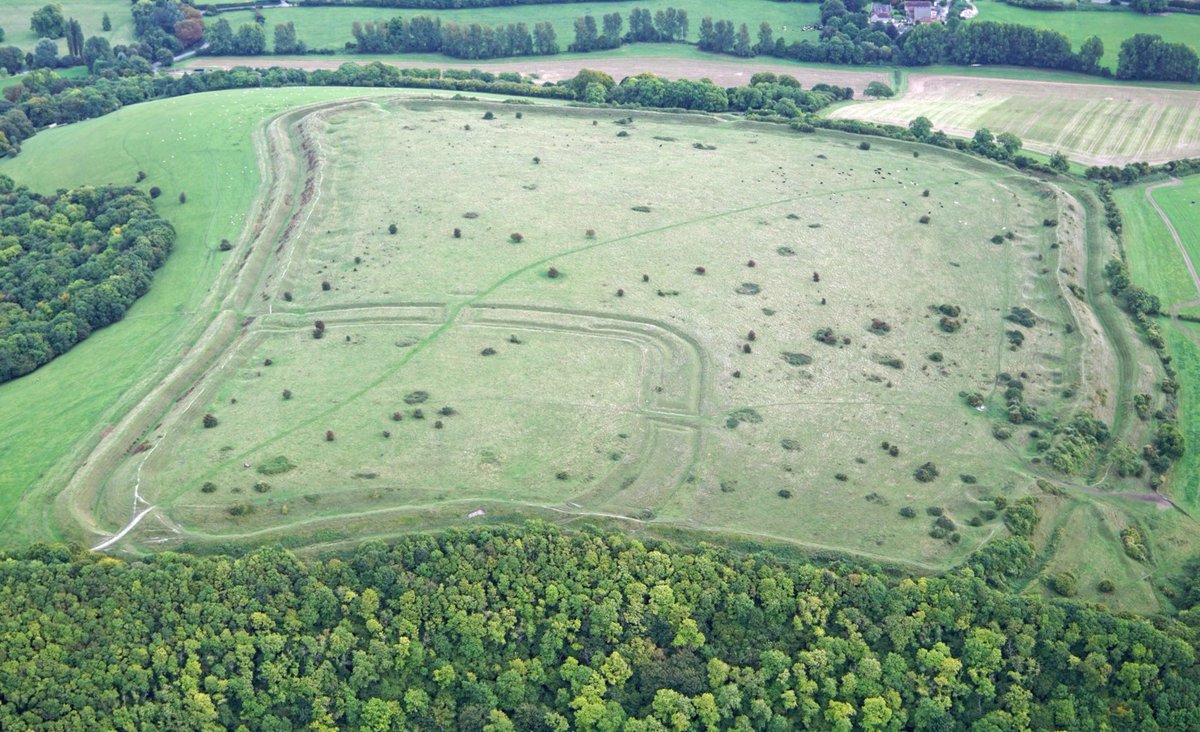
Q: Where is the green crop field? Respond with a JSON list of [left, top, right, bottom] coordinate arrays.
[[53, 93, 1097, 572], [0, 1, 134, 52], [970, 0, 1200, 70], [213, 0, 820, 53], [828, 73, 1200, 166]]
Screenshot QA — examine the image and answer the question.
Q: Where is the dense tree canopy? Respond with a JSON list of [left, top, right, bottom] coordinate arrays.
[[0, 179, 174, 383], [0, 525, 1197, 729]]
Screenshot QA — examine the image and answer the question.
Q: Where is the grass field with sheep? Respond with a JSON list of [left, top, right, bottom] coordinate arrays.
[[83, 97, 1093, 569]]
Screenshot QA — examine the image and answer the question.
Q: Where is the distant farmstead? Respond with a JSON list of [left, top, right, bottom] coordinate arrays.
[[869, 0, 949, 28]]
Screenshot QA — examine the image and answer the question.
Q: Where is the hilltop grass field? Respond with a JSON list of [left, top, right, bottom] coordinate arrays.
[[74, 93, 1097, 572], [970, 0, 1200, 70], [0, 1, 133, 51], [0, 79, 1191, 608], [828, 73, 1200, 167], [214, 0, 821, 53]]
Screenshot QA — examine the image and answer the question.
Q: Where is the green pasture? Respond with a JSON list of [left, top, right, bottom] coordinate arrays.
[[1114, 183, 1198, 306], [1152, 176, 1200, 275], [0, 1, 133, 51], [971, 0, 1200, 70], [0, 86, 402, 543], [212, 0, 820, 52], [88, 97, 1084, 569], [1166, 320, 1200, 509]]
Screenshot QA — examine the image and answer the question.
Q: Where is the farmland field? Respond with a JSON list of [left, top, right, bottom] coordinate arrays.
[[1114, 181, 1199, 307], [970, 0, 1200, 70], [0, 0, 133, 51], [828, 73, 1200, 166], [213, 0, 821, 52], [29, 93, 1100, 570], [182, 46, 891, 94], [1120, 174, 1200, 512]]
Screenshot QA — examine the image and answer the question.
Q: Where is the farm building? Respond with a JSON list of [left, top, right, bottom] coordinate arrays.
[[870, 3, 895, 23], [902, 0, 947, 23]]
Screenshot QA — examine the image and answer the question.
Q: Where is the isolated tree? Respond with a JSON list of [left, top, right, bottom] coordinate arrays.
[[203, 413, 218, 428], [83, 36, 113, 73], [908, 116, 933, 140], [101, 13, 111, 32], [30, 5, 65, 40], [31, 39, 58, 69], [864, 81, 894, 98], [178, 191, 187, 204], [1049, 152, 1070, 173], [325, 430, 335, 442], [149, 186, 161, 199], [273, 22, 305, 55], [1077, 35, 1104, 73]]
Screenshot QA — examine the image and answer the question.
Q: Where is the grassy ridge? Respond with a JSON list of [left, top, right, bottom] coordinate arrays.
[[213, 1, 821, 52], [970, 0, 1200, 70], [0, 86, 399, 544]]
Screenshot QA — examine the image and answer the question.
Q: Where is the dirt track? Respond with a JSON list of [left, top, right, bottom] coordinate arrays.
[[184, 55, 889, 93]]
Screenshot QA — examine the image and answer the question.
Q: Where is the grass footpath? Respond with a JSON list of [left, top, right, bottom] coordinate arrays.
[[0, 86, 400, 544]]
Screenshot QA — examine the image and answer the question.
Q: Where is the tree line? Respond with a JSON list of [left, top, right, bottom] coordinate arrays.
[[0, 63, 852, 158], [0, 524, 1197, 729], [0, 179, 175, 383], [193, 2, 1200, 83]]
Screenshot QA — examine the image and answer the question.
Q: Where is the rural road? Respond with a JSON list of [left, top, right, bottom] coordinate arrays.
[[1145, 178, 1200, 306]]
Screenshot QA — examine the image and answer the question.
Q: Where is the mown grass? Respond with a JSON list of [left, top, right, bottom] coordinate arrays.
[[0, 0, 134, 52], [1151, 177, 1200, 278], [1114, 182, 1198, 306], [0, 86, 403, 543], [970, 0, 1200, 70], [213, 0, 821, 52], [1165, 320, 1200, 509]]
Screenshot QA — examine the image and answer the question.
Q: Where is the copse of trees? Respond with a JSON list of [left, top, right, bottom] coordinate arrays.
[[1117, 33, 1200, 82], [0, 178, 175, 383], [1, 525, 1199, 729], [30, 4, 66, 40]]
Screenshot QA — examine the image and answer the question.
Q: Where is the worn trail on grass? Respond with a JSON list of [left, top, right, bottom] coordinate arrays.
[[1145, 179, 1200, 309]]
